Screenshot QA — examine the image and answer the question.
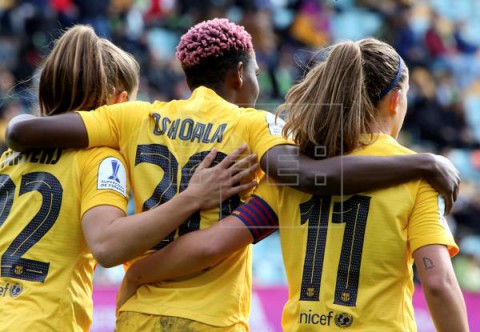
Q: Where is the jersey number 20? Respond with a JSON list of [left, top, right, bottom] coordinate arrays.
[[135, 144, 241, 250]]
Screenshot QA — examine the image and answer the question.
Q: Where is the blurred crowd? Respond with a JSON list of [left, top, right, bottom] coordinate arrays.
[[1, 0, 480, 292]]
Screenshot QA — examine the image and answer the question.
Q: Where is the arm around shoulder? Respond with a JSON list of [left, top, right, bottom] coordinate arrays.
[[260, 145, 432, 194], [6, 113, 88, 151], [261, 147, 459, 213]]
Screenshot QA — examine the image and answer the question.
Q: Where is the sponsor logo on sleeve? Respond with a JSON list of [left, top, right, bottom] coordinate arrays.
[[97, 157, 127, 197]]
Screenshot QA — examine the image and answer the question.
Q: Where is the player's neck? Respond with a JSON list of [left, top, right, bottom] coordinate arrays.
[[370, 116, 396, 137], [213, 86, 237, 105]]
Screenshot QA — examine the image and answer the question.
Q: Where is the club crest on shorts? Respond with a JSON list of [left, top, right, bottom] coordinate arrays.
[[97, 157, 127, 196]]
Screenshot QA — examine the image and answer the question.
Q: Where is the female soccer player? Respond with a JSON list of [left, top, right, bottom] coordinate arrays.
[[0, 25, 254, 331], [125, 38, 469, 331], [6, 20, 460, 331]]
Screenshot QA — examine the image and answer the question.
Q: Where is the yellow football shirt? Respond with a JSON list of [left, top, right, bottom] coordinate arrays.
[[0, 147, 129, 331], [233, 134, 458, 331], [77, 86, 291, 327]]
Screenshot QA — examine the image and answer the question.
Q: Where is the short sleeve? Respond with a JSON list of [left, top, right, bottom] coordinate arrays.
[[232, 177, 281, 243], [408, 180, 459, 257], [78, 147, 130, 217], [77, 101, 149, 149], [241, 110, 294, 161]]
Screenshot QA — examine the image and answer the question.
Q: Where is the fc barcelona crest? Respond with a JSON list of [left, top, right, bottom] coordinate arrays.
[[341, 292, 350, 302], [14, 265, 23, 275], [306, 287, 315, 297]]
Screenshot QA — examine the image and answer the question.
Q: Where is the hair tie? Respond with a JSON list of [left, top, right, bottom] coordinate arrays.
[[376, 55, 403, 100]]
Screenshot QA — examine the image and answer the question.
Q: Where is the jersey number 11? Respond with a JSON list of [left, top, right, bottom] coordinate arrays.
[[299, 195, 371, 307]]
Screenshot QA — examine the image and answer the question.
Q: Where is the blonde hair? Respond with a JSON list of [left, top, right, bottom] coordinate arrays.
[[279, 38, 407, 158], [39, 25, 139, 116]]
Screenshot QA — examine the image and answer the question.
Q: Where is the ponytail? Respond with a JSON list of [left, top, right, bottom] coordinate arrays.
[[279, 38, 406, 158], [39, 25, 110, 116], [100, 39, 140, 98], [280, 41, 374, 157]]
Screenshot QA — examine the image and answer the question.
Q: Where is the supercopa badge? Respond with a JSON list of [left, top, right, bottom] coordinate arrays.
[[334, 312, 353, 328]]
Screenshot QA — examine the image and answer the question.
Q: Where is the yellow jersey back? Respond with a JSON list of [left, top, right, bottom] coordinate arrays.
[[78, 86, 291, 327], [0, 147, 128, 332], [233, 134, 458, 331]]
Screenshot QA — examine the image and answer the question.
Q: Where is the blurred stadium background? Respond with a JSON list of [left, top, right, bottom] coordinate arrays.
[[1, 0, 480, 330]]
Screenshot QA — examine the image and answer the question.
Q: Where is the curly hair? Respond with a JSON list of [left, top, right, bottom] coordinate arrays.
[[176, 18, 254, 89]]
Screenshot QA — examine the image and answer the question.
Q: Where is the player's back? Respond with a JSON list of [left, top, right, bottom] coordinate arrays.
[[249, 134, 457, 331], [0, 147, 127, 332], [78, 86, 289, 328]]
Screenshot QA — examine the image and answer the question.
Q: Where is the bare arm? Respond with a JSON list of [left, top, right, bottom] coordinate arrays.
[[117, 216, 253, 309], [127, 216, 252, 283], [414, 245, 469, 332], [6, 113, 88, 151], [84, 195, 200, 268], [261, 145, 460, 214], [83, 147, 257, 267]]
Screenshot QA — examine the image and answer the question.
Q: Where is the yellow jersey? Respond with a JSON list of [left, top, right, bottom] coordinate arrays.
[[233, 134, 458, 331], [0, 147, 129, 332], [77, 86, 291, 327]]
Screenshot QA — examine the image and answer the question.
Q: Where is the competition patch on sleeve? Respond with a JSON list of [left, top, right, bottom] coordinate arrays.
[[97, 157, 127, 197], [265, 112, 285, 136]]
